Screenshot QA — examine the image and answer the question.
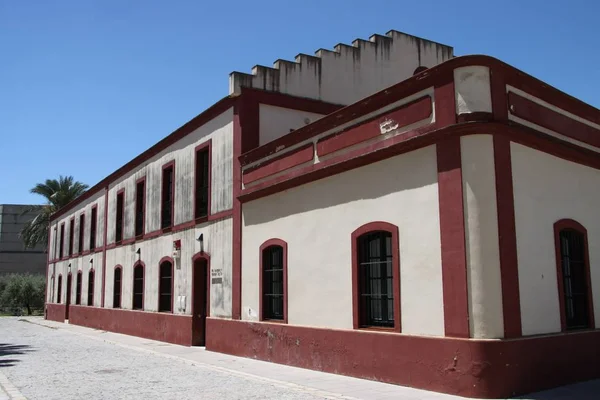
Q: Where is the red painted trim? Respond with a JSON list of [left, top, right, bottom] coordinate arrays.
[[206, 318, 600, 399], [244, 86, 343, 115], [161, 160, 176, 230], [69, 305, 193, 346], [132, 260, 145, 310], [258, 239, 288, 324], [553, 219, 596, 332], [231, 101, 245, 320], [135, 176, 146, 238], [68, 217, 75, 257], [351, 222, 401, 332], [50, 95, 237, 223], [436, 136, 469, 338], [239, 123, 436, 202], [158, 256, 175, 313], [115, 188, 125, 244], [192, 252, 211, 318], [194, 139, 212, 219], [101, 189, 109, 307], [113, 265, 122, 308], [493, 136, 522, 338], [316, 96, 432, 157], [243, 143, 314, 184], [508, 91, 600, 149]]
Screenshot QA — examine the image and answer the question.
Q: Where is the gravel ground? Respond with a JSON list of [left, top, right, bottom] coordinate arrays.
[[0, 317, 327, 400]]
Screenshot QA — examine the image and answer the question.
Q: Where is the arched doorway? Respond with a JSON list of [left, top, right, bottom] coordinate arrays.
[[192, 253, 210, 346], [66, 273, 72, 320]]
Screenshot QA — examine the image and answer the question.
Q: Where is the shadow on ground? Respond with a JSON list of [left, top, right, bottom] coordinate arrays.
[[516, 379, 600, 400], [0, 343, 35, 367]]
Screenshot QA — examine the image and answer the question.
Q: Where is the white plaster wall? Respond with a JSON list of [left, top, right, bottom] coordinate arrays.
[[104, 217, 232, 317], [512, 143, 600, 335], [461, 135, 503, 339], [454, 66, 492, 115], [105, 109, 233, 244], [231, 31, 453, 105], [241, 146, 444, 336], [259, 104, 325, 146]]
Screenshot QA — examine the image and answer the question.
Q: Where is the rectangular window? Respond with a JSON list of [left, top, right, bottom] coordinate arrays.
[[135, 179, 145, 237], [59, 224, 65, 259], [78, 214, 85, 254], [133, 265, 144, 310], [115, 190, 124, 243], [262, 245, 285, 320], [158, 261, 173, 312], [161, 163, 174, 229], [68, 218, 74, 256], [113, 268, 122, 308], [195, 145, 210, 219], [90, 206, 97, 251]]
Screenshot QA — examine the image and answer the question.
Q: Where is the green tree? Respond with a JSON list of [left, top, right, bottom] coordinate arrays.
[[0, 274, 45, 315], [20, 176, 89, 249]]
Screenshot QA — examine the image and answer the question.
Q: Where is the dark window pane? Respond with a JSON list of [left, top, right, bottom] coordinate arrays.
[[90, 208, 97, 251], [59, 225, 64, 259], [262, 246, 284, 320], [116, 192, 124, 242], [75, 273, 82, 305], [113, 268, 122, 308], [159, 262, 172, 312], [133, 265, 144, 310], [69, 219, 74, 256], [195, 149, 209, 219], [135, 181, 145, 237], [161, 167, 174, 229], [57, 276, 62, 303], [358, 231, 394, 328], [78, 214, 85, 254], [88, 271, 94, 306], [559, 229, 590, 330]]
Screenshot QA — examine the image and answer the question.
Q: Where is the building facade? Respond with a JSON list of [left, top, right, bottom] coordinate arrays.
[[45, 30, 600, 398], [0, 204, 46, 275]]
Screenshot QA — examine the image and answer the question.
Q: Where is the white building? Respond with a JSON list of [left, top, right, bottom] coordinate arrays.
[[45, 30, 600, 398]]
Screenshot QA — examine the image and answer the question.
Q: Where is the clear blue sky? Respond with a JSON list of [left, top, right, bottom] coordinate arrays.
[[1, 0, 598, 204]]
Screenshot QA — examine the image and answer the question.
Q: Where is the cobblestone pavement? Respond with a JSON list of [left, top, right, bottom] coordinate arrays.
[[0, 317, 337, 400], [0, 317, 599, 400]]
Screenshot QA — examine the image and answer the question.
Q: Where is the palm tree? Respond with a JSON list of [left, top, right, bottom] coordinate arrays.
[[20, 176, 89, 249]]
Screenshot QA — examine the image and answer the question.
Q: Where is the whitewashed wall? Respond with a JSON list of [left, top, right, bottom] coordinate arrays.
[[461, 135, 503, 339], [231, 31, 453, 105], [106, 109, 233, 244], [104, 217, 232, 317], [241, 145, 444, 336], [259, 104, 325, 146], [512, 143, 600, 335]]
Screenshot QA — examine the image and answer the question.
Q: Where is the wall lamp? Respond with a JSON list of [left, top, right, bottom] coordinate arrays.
[[89, 258, 93, 265], [197, 233, 204, 253], [68, 263, 72, 273]]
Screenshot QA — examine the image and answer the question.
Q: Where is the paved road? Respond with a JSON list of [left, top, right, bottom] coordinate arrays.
[[0, 317, 599, 400], [0, 318, 327, 400]]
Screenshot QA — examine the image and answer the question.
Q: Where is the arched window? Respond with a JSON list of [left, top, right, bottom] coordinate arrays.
[[113, 266, 122, 309], [88, 269, 95, 306], [133, 262, 145, 310], [75, 271, 82, 305], [158, 258, 173, 312], [260, 239, 287, 322], [554, 219, 595, 331], [351, 222, 401, 331], [57, 275, 63, 303]]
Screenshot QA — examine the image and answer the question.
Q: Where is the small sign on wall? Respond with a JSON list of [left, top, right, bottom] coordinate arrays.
[[211, 268, 223, 285]]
